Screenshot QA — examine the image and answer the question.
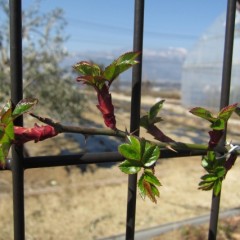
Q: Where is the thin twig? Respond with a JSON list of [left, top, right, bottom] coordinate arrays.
[[29, 113, 228, 155], [30, 113, 127, 138]]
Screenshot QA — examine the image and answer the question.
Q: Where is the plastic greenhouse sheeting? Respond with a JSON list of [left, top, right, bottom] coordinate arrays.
[[181, 11, 240, 109]]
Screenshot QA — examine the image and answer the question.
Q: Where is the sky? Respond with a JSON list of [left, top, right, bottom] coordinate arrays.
[[22, 0, 229, 54]]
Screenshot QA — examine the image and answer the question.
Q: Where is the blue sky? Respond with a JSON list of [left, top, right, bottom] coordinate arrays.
[[22, 0, 228, 53]]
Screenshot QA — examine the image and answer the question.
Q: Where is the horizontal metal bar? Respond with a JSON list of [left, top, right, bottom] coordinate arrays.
[[1, 149, 208, 171], [23, 152, 124, 169]]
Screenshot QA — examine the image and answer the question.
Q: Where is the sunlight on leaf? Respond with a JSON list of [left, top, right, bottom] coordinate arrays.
[[0, 100, 11, 117], [103, 51, 140, 82], [142, 143, 160, 167], [12, 98, 38, 120], [118, 160, 142, 174], [189, 107, 216, 122], [213, 179, 222, 196], [118, 143, 141, 161], [210, 119, 225, 130], [218, 103, 238, 122], [73, 61, 101, 76]]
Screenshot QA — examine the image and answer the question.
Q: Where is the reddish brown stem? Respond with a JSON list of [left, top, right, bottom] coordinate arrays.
[[14, 124, 58, 144], [96, 85, 116, 129]]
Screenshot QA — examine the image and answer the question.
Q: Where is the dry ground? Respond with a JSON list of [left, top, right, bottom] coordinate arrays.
[[1, 92, 240, 240]]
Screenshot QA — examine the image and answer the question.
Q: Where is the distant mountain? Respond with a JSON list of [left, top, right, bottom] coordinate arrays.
[[65, 48, 187, 86]]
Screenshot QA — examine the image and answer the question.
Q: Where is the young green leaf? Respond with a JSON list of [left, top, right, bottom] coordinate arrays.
[[148, 100, 165, 122], [213, 179, 222, 196], [127, 135, 141, 153], [144, 169, 161, 186], [118, 144, 140, 161], [198, 165, 225, 194], [119, 160, 142, 174], [214, 166, 226, 178], [140, 102, 174, 143], [76, 75, 106, 89], [139, 137, 147, 158], [210, 119, 225, 130], [207, 151, 216, 162], [103, 51, 140, 82], [1, 104, 14, 141], [0, 147, 4, 166], [4, 121, 14, 141], [218, 103, 238, 122], [116, 51, 140, 65], [191, 104, 237, 131], [12, 98, 38, 119], [200, 173, 218, 182], [189, 107, 216, 122], [201, 151, 218, 171], [143, 180, 158, 203], [140, 115, 149, 129], [142, 143, 160, 167], [138, 174, 146, 199], [198, 180, 215, 191], [103, 64, 116, 82], [140, 116, 163, 129], [137, 170, 161, 203], [73, 61, 101, 76], [118, 136, 141, 160], [0, 121, 14, 166], [201, 158, 209, 168], [1, 108, 12, 125], [0, 98, 38, 167], [0, 100, 11, 117], [151, 184, 160, 198], [0, 124, 4, 136]]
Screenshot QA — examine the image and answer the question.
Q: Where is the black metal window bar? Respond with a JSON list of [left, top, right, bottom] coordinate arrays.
[[0, 0, 238, 239]]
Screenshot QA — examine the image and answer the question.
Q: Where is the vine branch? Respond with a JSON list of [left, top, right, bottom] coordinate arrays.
[[30, 113, 228, 155], [30, 113, 127, 138]]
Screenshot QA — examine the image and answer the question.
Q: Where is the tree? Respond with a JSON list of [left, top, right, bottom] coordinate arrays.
[[0, 0, 85, 121]]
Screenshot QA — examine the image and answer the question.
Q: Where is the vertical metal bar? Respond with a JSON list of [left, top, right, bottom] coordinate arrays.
[[125, 0, 144, 239], [208, 0, 236, 239], [9, 0, 25, 239], [220, 0, 237, 108]]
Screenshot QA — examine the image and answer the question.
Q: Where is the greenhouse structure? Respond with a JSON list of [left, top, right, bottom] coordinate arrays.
[[181, 11, 240, 109]]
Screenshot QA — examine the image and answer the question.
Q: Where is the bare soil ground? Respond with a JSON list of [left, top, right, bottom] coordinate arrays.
[[1, 92, 240, 240]]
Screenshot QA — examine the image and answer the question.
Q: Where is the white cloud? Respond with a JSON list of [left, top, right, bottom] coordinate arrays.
[[143, 47, 187, 60]]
